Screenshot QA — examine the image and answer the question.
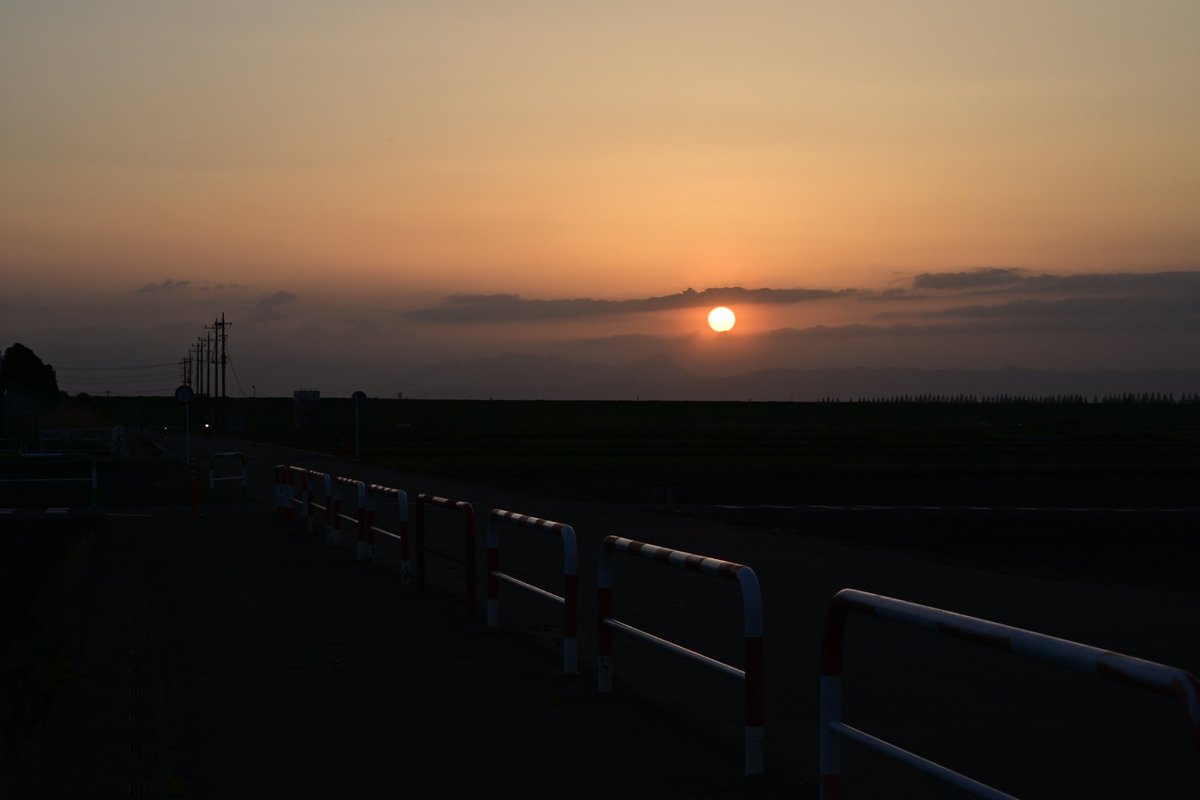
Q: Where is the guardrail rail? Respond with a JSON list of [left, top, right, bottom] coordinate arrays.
[[597, 535, 764, 776], [487, 509, 578, 675], [819, 588, 1200, 799], [208, 451, 247, 495], [415, 493, 477, 610], [0, 452, 99, 506], [368, 484, 410, 582]]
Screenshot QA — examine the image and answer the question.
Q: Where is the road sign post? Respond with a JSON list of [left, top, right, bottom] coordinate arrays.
[[352, 390, 367, 460], [175, 384, 193, 464]]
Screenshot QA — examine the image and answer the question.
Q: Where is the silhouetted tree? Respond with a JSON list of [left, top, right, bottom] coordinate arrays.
[[0, 342, 59, 398]]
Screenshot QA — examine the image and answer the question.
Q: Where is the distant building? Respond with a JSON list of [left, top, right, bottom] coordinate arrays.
[[293, 390, 320, 430]]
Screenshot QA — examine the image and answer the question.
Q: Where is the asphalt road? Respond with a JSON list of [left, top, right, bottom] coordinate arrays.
[[31, 432, 1200, 798]]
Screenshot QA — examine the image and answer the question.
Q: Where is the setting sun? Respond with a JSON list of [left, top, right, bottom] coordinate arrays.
[[707, 306, 736, 333]]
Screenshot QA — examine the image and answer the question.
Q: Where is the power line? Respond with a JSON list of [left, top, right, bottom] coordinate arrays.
[[60, 375, 178, 385], [56, 362, 178, 371], [63, 387, 177, 396], [226, 345, 249, 396]]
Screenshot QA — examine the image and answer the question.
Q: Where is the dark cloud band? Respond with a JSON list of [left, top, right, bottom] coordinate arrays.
[[405, 286, 851, 323]]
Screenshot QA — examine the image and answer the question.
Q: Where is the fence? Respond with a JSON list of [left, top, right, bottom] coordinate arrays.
[[285, 466, 313, 528], [330, 475, 369, 559], [818, 588, 1200, 799], [0, 452, 99, 506], [39, 427, 124, 455], [368, 484, 411, 583], [486, 509, 578, 675], [274, 465, 288, 518], [415, 493, 476, 610], [208, 451, 247, 495], [597, 536, 764, 776]]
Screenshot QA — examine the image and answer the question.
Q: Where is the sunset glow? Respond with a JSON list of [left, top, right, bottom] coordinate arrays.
[[1, 3, 1198, 397]]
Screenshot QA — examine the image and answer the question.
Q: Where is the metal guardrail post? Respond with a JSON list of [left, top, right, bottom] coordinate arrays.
[[597, 535, 764, 776], [209, 452, 247, 494], [487, 509, 578, 675], [415, 494, 476, 610], [1, 452, 98, 506], [323, 473, 335, 545], [368, 485, 411, 584]]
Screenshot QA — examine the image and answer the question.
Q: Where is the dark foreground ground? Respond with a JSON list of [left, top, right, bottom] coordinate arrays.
[[25, 507, 789, 799], [4, 415, 1200, 798]]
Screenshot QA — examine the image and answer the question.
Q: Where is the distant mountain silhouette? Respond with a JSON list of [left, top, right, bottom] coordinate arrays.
[[401, 354, 1200, 400]]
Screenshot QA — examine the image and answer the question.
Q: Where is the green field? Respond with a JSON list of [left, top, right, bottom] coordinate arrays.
[[105, 396, 1200, 508]]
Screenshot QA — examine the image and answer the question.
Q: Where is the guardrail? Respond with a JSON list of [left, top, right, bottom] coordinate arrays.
[[0, 452, 99, 506], [597, 536, 764, 776], [275, 466, 391, 564], [415, 494, 476, 610], [285, 466, 313, 529], [39, 427, 123, 455], [487, 509, 578, 675], [368, 484, 411, 583], [819, 588, 1200, 799], [208, 451, 247, 495], [302, 469, 332, 540], [331, 475, 369, 560], [274, 465, 288, 519]]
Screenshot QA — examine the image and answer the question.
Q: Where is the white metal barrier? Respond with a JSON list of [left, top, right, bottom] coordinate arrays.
[[819, 588, 1200, 799], [597, 535, 764, 776], [208, 451, 247, 495], [330, 475, 369, 559], [38, 427, 123, 455], [0, 452, 99, 506], [415, 493, 476, 609], [487, 509, 578, 675], [368, 483, 410, 583]]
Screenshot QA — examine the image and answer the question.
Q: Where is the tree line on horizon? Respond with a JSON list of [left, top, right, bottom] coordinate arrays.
[[818, 393, 1200, 405]]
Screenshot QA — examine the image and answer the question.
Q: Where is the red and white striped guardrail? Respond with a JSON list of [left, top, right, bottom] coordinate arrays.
[[318, 472, 336, 545], [415, 494, 477, 613], [367, 484, 410, 583], [276, 467, 381, 563], [329, 475, 369, 560], [487, 509, 578, 675], [284, 466, 313, 529], [819, 588, 1200, 799], [208, 451, 247, 495], [274, 465, 287, 518], [303, 469, 332, 539], [597, 536, 764, 776]]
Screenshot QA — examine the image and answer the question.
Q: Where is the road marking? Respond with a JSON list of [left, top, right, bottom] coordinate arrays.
[[46, 507, 69, 514]]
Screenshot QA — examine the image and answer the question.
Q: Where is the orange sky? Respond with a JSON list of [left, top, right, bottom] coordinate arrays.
[[3, 3, 1200, 396], [3, 1, 1198, 300]]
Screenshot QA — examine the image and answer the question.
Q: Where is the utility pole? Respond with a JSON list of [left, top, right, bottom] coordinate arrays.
[[205, 331, 214, 428], [195, 338, 206, 400], [210, 313, 231, 432]]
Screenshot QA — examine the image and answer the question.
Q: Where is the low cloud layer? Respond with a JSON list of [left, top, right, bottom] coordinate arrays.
[[404, 286, 851, 323], [252, 290, 297, 321], [6, 268, 1200, 397], [910, 268, 1200, 296], [134, 278, 192, 293], [912, 268, 1024, 290]]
